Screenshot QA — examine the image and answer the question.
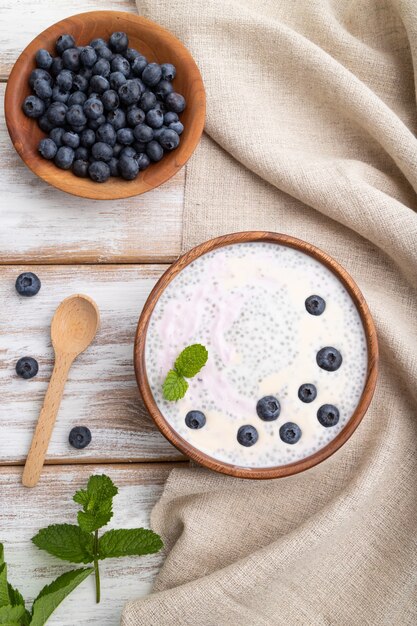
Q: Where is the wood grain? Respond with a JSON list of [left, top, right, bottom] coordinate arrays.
[[0, 462, 187, 626], [0, 264, 185, 464], [5, 11, 206, 200], [0, 0, 137, 80], [0, 84, 184, 264], [135, 231, 379, 479]]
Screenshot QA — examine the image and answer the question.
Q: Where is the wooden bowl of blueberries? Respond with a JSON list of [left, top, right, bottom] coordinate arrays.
[[5, 10, 206, 200]]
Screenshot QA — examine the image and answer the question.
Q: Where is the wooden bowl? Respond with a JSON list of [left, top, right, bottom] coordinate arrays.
[[5, 11, 205, 200], [135, 232, 379, 479]]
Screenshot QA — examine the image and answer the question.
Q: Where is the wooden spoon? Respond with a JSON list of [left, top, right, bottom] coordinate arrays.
[[22, 294, 100, 487]]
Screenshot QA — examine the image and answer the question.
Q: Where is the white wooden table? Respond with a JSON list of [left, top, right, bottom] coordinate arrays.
[[0, 1, 189, 622]]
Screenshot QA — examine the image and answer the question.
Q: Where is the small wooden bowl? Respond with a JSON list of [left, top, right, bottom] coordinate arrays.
[[134, 232, 379, 479], [5, 11, 205, 200]]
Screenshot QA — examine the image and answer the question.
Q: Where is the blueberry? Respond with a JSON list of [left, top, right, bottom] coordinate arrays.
[[112, 143, 123, 157], [51, 86, 70, 103], [237, 425, 258, 447], [109, 71, 127, 91], [56, 69, 73, 91], [146, 108, 164, 129], [56, 34, 75, 55], [160, 62, 176, 81], [166, 92, 186, 113], [80, 128, 95, 148], [164, 111, 178, 125], [35, 48, 53, 70], [126, 105, 145, 127], [72, 73, 89, 93], [62, 47, 80, 71], [316, 347, 343, 372], [317, 404, 340, 427], [54, 146, 75, 170], [155, 80, 174, 100], [29, 68, 52, 88], [124, 48, 140, 63], [50, 56, 64, 77], [135, 152, 150, 170], [71, 124, 86, 134], [108, 157, 119, 176], [256, 395, 280, 421], [83, 97, 104, 120], [92, 142, 113, 162], [92, 58, 111, 78], [111, 54, 130, 77], [132, 141, 146, 153], [298, 383, 317, 403], [88, 160, 111, 182], [90, 38, 107, 50], [95, 46, 113, 62], [118, 79, 140, 105], [169, 121, 184, 135], [139, 91, 157, 112], [133, 123, 153, 143], [16, 356, 39, 380], [153, 125, 167, 141], [120, 146, 136, 158], [101, 89, 119, 111], [47, 102, 67, 126], [33, 78, 52, 100], [158, 128, 180, 150], [72, 159, 89, 177], [88, 114, 106, 130], [15, 272, 41, 297], [131, 55, 148, 76], [109, 31, 129, 53], [185, 410, 206, 429], [142, 63, 162, 87], [146, 140, 164, 162], [130, 78, 145, 97], [116, 127, 134, 145], [22, 95, 45, 118], [38, 114, 55, 133], [80, 46, 97, 68], [50, 127, 65, 146], [66, 104, 87, 127], [38, 138, 57, 160], [68, 91, 87, 107], [96, 122, 117, 146], [62, 131, 80, 149], [79, 67, 93, 81], [279, 422, 302, 444], [89, 74, 110, 94], [75, 146, 88, 160], [118, 155, 139, 180], [68, 426, 91, 449], [305, 295, 326, 316]]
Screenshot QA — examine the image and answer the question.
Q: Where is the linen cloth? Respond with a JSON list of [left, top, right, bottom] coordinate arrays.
[[123, 0, 417, 624]]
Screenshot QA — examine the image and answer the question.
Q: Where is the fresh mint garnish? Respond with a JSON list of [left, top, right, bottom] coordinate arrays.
[[32, 474, 163, 605], [162, 344, 208, 402]]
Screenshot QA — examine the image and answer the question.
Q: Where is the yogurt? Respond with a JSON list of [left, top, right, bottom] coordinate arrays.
[[144, 242, 368, 469]]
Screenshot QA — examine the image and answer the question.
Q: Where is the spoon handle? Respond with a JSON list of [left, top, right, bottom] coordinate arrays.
[[22, 353, 73, 488]]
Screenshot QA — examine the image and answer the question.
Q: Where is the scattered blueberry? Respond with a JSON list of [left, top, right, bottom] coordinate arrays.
[[108, 157, 119, 176], [96, 122, 116, 146], [120, 146, 136, 158], [136, 152, 150, 170], [109, 71, 127, 90], [29, 68, 53, 89], [237, 425, 258, 447], [146, 140, 164, 162], [68, 91, 87, 107], [50, 56, 64, 77], [66, 104, 87, 127], [133, 123, 154, 143], [118, 154, 139, 180], [73, 159, 89, 177], [36, 48, 53, 70], [139, 91, 157, 112], [38, 114, 54, 133], [90, 38, 107, 50], [69, 426, 92, 449], [56, 34, 75, 55], [317, 404, 340, 427], [142, 63, 162, 87], [56, 69, 73, 91], [88, 114, 106, 130], [126, 105, 145, 127], [107, 108, 126, 130], [101, 89, 119, 111], [316, 347, 343, 372], [279, 422, 302, 444], [33, 78, 52, 100], [62, 47, 80, 71], [109, 31, 129, 53], [47, 101, 67, 126], [146, 108, 164, 129], [185, 410, 206, 429], [92, 58, 111, 78], [118, 79, 141, 105], [51, 85, 70, 103], [89, 74, 110, 94], [72, 73, 89, 93], [38, 138, 57, 159], [79, 46, 97, 68], [80, 128, 96, 147], [155, 80, 174, 100], [160, 63, 176, 81], [50, 127, 65, 146], [15, 272, 41, 297], [298, 383, 317, 403], [54, 145, 75, 169], [256, 395, 281, 421], [116, 127, 134, 145], [83, 97, 104, 120], [158, 128, 180, 150], [16, 357, 39, 380], [22, 95, 45, 118], [74, 146, 89, 161], [124, 48, 140, 63], [95, 46, 113, 61], [92, 142, 113, 162], [169, 121, 184, 135], [131, 55, 148, 76], [88, 160, 111, 182], [305, 295, 326, 316], [62, 131, 80, 149], [164, 111, 178, 125], [166, 92, 186, 113], [111, 54, 130, 77]]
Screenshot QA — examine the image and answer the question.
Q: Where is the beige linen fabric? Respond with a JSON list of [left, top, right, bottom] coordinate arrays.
[[123, 0, 417, 624]]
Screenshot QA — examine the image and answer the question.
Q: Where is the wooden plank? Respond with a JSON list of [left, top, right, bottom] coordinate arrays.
[[0, 0, 137, 80], [0, 264, 186, 464], [0, 83, 184, 263], [0, 463, 186, 625]]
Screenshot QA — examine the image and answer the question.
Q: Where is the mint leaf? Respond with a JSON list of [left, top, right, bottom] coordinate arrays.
[[162, 369, 188, 401], [0, 565, 8, 610], [32, 524, 94, 564], [175, 344, 208, 378], [0, 604, 26, 623], [98, 529, 163, 559], [6, 585, 24, 609], [31, 568, 93, 626], [73, 475, 117, 532]]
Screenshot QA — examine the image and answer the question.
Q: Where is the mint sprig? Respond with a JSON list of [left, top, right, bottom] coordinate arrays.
[[162, 344, 208, 402], [31, 474, 163, 605]]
